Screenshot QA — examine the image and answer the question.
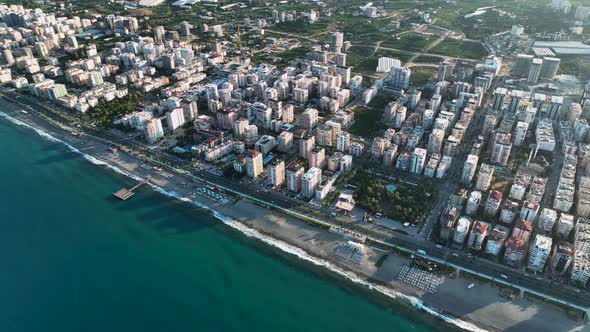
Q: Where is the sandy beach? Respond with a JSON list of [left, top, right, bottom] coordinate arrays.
[[1, 101, 589, 332]]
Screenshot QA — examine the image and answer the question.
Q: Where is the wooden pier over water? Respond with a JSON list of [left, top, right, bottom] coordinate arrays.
[[113, 177, 151, 200]]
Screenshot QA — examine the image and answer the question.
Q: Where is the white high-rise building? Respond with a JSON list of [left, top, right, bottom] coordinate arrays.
[[89, 71, 103, 87], [493, 88, 508, 111], [293, 87, 309, 104], [491, 132, 512, 166], [301, 167, 322, 199], [282, 104, 294, 123], [462, 154, 479, 185], [550, 241, 575, 275], [427, 128, 445, 154], [513, 121, 529, 146], [571, 252, 590, 286], [336, 132, 350, 152], [513, 54, 533, 77], [153, 25, 165, 43], [521, 200, 540, 222], [475, 163, 494, 191], [301, 108, 318, 129], [437, 61, 453, 81], [179, 21, 192, 37], [309, 147, 326, 169], [255, 135, 276, 155], [485, 190, 503, 216], [244, 124, 259, 145], [527, 58, 543, 84], [383, 145, 399, 167], [466, 191, 482, 216], [409, 148, 427, 174], [548, 96, 563, 120], [144, 118, 164, 143], [385, 65, 411, 92], [538, 208, 558, 233], [431, 94, 442, 112], [3, 49, 14, 65], [166, 108, 185, 131], [371, 137, 390, 159], [245, 150, 264, 178], [299, 136, 316, 159], [507, 90, 527, 113], [467, 221, 490, 251], [268, 159, 285, 187], [453, 216, 472, 245], [286, 163, 305, 193], [316, 124, 334, 147], [571, 218, 590, 286], [556, 213, 575, 238], [500, 200, 520, 225], [485, 225, 509, 256], [330, 31, 344, 53], [277, 131, 293, 152], [233, 118, 249, 138], [527, 234, 552, 272], [67, 35, 78, 49], [540, 57, 560, 80]]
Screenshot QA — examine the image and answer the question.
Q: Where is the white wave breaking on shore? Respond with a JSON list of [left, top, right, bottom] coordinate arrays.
[[1, 111, 63, 143], [0, 111, 485, 332]]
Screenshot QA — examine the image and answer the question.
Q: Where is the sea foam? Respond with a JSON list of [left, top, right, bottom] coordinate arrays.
[[1, 111, 485, 332]]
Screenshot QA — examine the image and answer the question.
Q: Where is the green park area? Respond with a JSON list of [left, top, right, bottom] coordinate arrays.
[[430, 0, 578, 39], [131, 5, 200, 30], [366, 93, 394, 110], [275, 47, 310, 62], [348, 94, 393, 137], [338, 17, 392, 44], [82, 91, 142, 128], [381, 33, 433, 52], [430, 39, 487, 59], [413, 55, 444, 64], [272, 20, 329, 35], [347, 46, 374, 66], [559, 56, 590, 80], [350, 170, 433, 224], [351, 57, 379, 75], [410, 69, 436, 86], [251, 47, 311, 67], [348, 106, 383, 138]]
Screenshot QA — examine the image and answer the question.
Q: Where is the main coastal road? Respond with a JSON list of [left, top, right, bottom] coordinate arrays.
[[2, 90, 590, 316]]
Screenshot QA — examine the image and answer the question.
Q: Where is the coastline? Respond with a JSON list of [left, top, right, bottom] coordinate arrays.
[[0, 108, 476, 332], [1, 104, 587, 332]]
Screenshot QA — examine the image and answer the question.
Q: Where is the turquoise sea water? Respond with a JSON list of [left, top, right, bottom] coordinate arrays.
[[0, 118, 445, 332]]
